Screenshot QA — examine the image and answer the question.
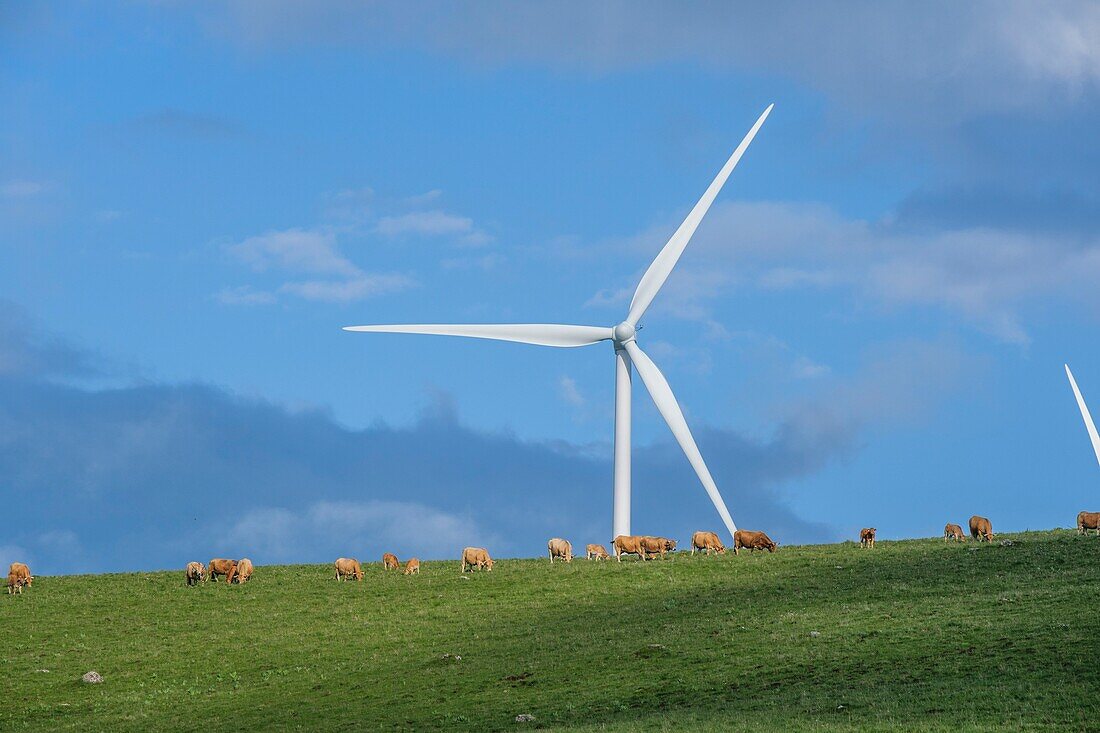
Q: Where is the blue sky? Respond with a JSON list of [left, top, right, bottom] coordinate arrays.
[[3, 2, 1100, 573]]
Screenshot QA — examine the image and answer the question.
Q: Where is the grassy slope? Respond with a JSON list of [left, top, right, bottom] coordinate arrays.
[[2, 530, 1099, 732]]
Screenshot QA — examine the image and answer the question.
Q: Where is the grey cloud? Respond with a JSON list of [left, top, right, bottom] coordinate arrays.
[[586, 199, 1100, 344], [222, 228, 417, 304], [894, 187, 1100, 237], [210, 1, 1100, 125], [0, 305, 971, 575], [0, 374, 842, 574], [1, 358, 969, 574], [0, 303, 871, 575], [0, 301, 99, 379]]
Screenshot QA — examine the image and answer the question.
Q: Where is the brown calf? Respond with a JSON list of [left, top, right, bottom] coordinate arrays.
[[691, 531, 725, 556], [586, 543, 610, 561]]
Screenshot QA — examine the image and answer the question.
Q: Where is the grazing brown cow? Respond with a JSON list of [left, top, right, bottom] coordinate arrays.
[[612, 535, 646, 562], [382, 553, 400, 570], [734, 530, 777, 554], [1077, 511, 1100, 536], [691, 531, 725, 556], [547, 538, 573, 563], [969, 515, 994, 542], [8, 562, 32, 588], [944, 523, 966, 542], [233, 558, 254, 584], [334, 557, 363, 581], [7, 562, 32, 595], [461, 547, 493, 572], [640, 536, 677, 559], [403, 558, 420, 575], [859, 528, 877, 549], [208, 558, 237, 584], [185, 561, 206, 586], [586, 543, 610, 561]]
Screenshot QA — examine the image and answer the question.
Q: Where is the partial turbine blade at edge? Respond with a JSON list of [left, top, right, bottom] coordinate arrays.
[[626, 104, 773, 327], [342, 323, 613, 348], [1066, 364, 1100, 469], [623, 340, 738, 541]]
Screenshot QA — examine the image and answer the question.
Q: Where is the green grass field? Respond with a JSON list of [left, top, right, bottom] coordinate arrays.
[[3, 530, 1099, 731]]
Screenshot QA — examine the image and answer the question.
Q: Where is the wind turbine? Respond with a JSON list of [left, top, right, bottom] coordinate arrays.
[[345, 105, 774, 542], [1065, 364, 1100, 469]]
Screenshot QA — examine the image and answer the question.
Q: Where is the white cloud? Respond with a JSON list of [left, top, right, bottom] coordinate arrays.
[[223, 500, 494, 563], [402, 189, 442, 206], [1, 180, 46, 198], [593, 200, 1100, 344], [214, 285, 277, 306], [0, 544, 31, 568], [377, 210, 492, 246], [583, 286, 631, 310], [1000, 3, 1100, 88], [279, 273, 416, 303], [224, 227, 415, 304], [223, 190, 492, 305], [458, 230, 493, 248], [228, 228, 358, 276], [322, 187, 375, 222], [440, 253, 502, 270], [558, 375, 585, 407], [643, 339, 713, 376], [792, 355, 830, 380], [788, 339, 971, 433]]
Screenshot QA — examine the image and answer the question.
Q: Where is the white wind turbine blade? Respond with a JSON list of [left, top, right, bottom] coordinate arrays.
[[622, 340, 738, 540], [343, 323, 613, 348], [626, 104, 773, 327], [1066, 364, 1100, 469]]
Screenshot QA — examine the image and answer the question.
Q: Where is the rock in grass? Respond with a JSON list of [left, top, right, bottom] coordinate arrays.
[[81, 671, 103, 684], [515, 713, 536, 723], [810, 631, 821, 638], [1000, 539, 1015, 547]]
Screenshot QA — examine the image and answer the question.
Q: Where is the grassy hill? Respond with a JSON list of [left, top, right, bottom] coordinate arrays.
[[3, 530, 1099, 731]]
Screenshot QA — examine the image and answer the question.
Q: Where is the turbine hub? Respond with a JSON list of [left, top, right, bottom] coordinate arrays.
[[613, 322, 636, 343]]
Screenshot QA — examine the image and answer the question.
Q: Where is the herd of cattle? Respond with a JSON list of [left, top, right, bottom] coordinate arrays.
[[857, 516, 999, 550], [183, 558, 255, 585], [8, 512, 1100, 594]]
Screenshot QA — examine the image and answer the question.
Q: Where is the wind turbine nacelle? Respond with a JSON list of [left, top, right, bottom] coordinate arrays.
[[613, 322, 636, 343]]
